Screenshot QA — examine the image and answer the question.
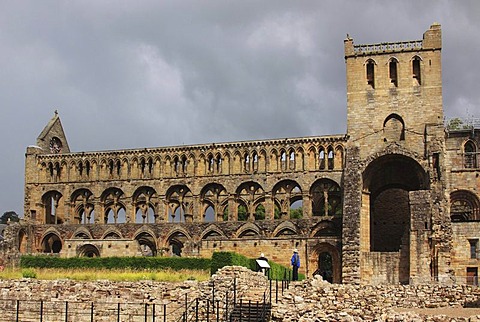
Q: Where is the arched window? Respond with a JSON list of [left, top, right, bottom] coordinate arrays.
[[389, 58, 398, 87], [412, 56, 421, 85], [450, 190, 480, 222], [366, 59, 375, 88], [465, 141, 477, 169]]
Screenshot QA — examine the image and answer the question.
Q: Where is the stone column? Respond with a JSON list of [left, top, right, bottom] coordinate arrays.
[[341, 146, 362, 284]]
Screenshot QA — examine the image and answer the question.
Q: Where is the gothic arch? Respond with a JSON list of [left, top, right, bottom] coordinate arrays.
[[41, 190, 63, 224], [310, 179, 342, 217], [134, 230, 157, 256], [40, 229, 63, 253], [77, 244, 100, 257], [383, 113, 405, 142], [200, 225, 226, 240], [102, 228, 123, 239], [100, 187, 126, 224], [272, 180, 303, 219], [72, 227, 93, 239], [450, 190, 480, 222], [71, 188, 95, 224], [272, 221, 297, 237], [310, 242, 341, 283], [235, 222, 261, 238], [200, 183, 228, 222]]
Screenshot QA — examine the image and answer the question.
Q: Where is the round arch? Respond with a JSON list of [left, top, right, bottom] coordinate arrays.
[[77, 244, 100, 257], [310, 242, 341, 283]]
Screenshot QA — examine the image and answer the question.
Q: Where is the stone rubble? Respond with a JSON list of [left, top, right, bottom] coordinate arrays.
[[0, 267, 479, 321]]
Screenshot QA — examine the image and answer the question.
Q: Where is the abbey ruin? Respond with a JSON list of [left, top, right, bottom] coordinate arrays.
[[4, 23, 479, 285]]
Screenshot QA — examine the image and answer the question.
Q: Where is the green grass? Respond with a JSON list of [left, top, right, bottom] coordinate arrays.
[[0, 267, 210, 282]]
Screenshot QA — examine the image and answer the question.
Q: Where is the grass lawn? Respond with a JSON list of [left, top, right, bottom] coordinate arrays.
[[0, 267, 210, 282]]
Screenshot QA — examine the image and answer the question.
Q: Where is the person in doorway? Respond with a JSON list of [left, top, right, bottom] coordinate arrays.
[[291, 248, 300, 281]]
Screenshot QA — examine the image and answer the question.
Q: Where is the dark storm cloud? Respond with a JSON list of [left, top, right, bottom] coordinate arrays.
[[0, 0, 479, 214]]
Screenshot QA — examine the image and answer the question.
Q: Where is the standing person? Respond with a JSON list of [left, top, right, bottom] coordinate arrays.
[[291, 248, 300, 281]]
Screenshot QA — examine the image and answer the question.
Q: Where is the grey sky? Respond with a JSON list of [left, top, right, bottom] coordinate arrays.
[[1, 1, 479, 215]]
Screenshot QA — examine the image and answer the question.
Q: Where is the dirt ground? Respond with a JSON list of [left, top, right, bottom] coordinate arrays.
[[394, 307, 480, 318]]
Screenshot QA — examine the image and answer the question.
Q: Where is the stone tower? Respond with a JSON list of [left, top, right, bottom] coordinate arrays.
[[342, 23, 448, 284]]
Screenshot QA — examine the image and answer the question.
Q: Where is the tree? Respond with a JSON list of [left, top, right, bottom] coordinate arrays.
[[0, 211, 19, 224], [447, 118, 470, 130], [290, 207, 303, 219]]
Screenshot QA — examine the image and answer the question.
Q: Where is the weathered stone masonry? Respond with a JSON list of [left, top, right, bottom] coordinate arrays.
[[2, 23, 480, 285]]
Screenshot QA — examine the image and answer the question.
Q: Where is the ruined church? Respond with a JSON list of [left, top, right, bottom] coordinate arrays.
[[10, 23, 480, 284]]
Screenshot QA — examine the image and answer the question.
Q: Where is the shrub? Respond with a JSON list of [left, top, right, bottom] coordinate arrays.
[[21, 268, 37, 278]]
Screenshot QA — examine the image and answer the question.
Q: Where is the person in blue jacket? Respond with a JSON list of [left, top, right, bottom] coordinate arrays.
[[291, 248, 300, 281]]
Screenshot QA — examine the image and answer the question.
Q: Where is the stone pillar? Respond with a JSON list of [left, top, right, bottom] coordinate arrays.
[[341, 146, 362, 284], [303, 194, 312, 218], [264, 194, 274, 220], [409, 190, 432, 284]]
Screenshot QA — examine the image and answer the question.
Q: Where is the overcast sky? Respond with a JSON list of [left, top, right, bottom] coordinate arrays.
[[1, 1, 479, 215]]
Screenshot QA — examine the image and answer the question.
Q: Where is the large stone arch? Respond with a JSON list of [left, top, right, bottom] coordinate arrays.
[[41, 190, 63, 224], [77, 244, 100, 257], [200, 183, 228, 222], [134, 229, 157, 256], [163, 227, 192, 257], [165, 185, 193, 223], [272, 180, 303, 220], [310, 179, 342, 217], [361, 152, 429, 284], [40, 229, 63, 254], [132, 186, 157, 224], [71, 188, 95, 224]]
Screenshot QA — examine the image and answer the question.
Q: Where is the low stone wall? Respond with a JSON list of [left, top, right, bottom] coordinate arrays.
[[272, 275, 480, 321]]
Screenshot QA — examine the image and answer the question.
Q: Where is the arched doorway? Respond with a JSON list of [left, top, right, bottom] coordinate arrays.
[[362, 154, 428, 284], [41, 233, 63, 253], [77, 244, 100, 257], [311, 242, 341, 283], [318, 252, 333, 283]]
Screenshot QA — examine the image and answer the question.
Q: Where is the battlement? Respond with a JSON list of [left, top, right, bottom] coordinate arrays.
[[353, 40, 423, 55]]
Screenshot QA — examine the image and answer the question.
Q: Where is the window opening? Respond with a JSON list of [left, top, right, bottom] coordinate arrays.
[[465, 141, 477, 169], [366, 60, 375, 88], [413, 57, 421, 85], [389, 60, 398, 87], [470, 239, 478, 259]]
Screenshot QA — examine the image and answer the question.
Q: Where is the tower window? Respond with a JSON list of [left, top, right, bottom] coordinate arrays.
[[465, 141, 477, 169], [389, 59, 398, 87], [413, 57, 421, 85], [469, 239, 478, 259], [366, 60, 375, 88]]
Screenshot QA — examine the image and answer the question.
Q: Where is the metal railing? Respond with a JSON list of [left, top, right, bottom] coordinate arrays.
[[0, 299, 168, 322]]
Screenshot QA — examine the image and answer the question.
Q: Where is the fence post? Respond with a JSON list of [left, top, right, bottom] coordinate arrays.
[[65, 301, 68, 322], [145, 303, 148, 322], [248, 300, 251, 322], [195, 298, 199, 322], [40, 300, 43, 322], [152, 303, 155, 322], [206, 299, 210, 322], [275, 280, 278, 303], [225, 291, 229, 319], [163, 304, 167, 322], [212, 281, 215, 310], [239, 299, 243, 322], [117, 303, 121, 322], [90, 302, 94, 322], [233, 278, 237, 305], [16, 300, 19, 322], [185, 293, 188, 315], [216, 299, 219, 322]]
